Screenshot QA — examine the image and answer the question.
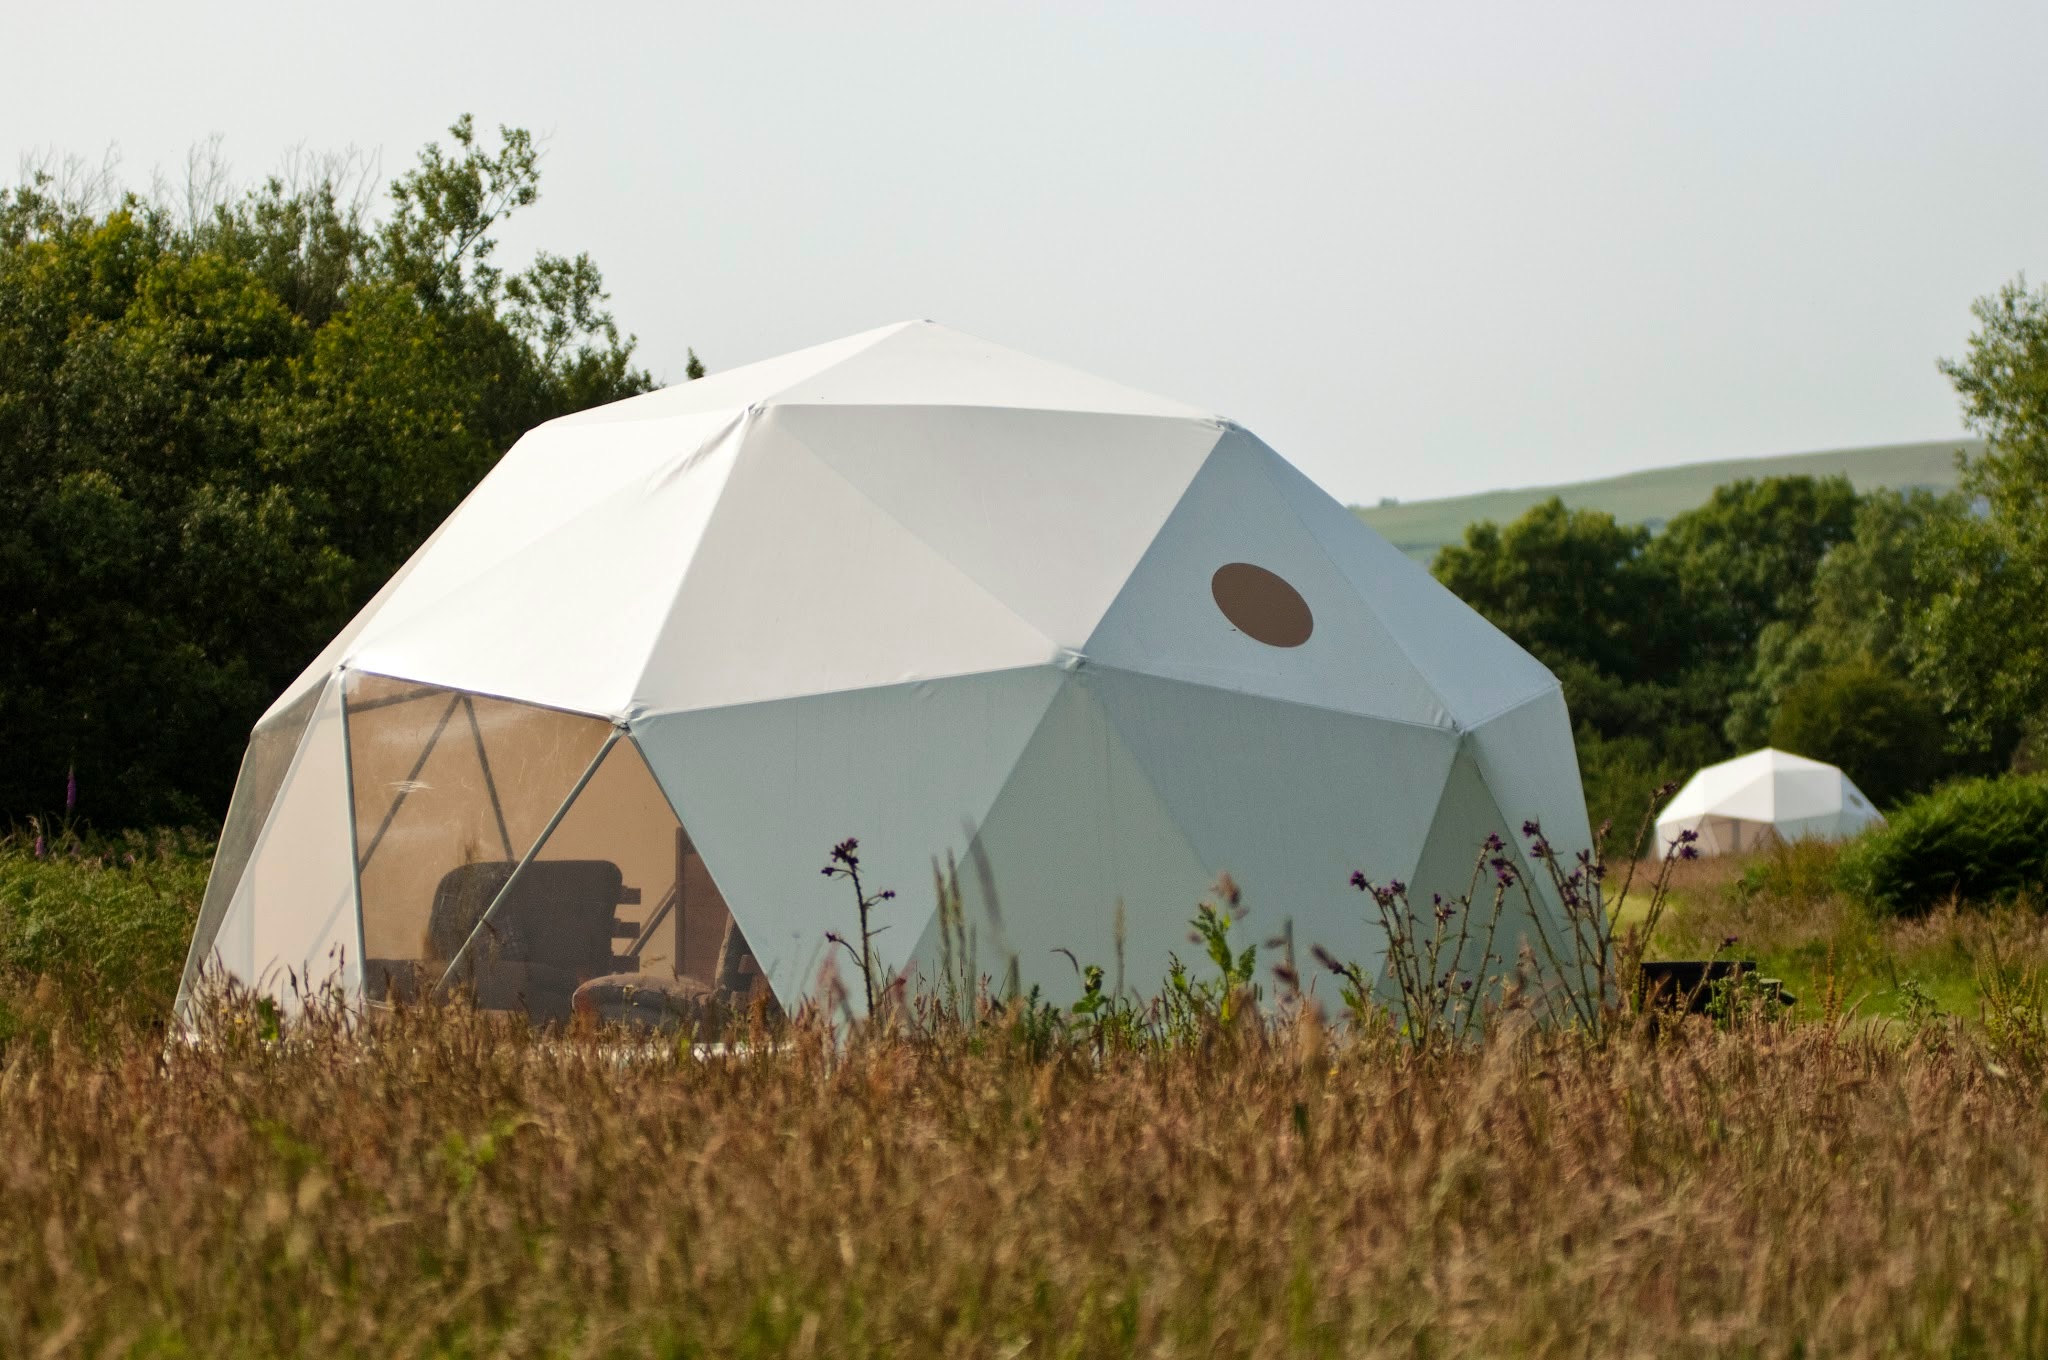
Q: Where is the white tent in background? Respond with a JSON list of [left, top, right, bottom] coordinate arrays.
[[1655, 748, 1884, 858], [174, 321, 1592, 1024]]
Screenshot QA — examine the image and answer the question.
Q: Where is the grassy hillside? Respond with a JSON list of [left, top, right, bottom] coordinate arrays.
[[1356, 438, 1979, 563]]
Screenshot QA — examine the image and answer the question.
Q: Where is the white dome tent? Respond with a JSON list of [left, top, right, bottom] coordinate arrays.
[[175, 321, 1592, 1024], [1655, 748, 1885, 858]]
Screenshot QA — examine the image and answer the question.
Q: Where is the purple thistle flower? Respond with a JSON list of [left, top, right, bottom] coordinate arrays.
[[1387, 879, 1406, 897], [1677, 828, 1699, 844], [1349, 870, 1370, 891], [1521, 820, 1541, 838], [1483, 832, 1504, 852], [64, 767, 77, 816], [1680, 845, 1699, 861]]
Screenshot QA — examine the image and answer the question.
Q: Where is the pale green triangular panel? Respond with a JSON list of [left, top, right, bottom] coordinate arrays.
[[1081, 666, 1458, 987], [1466, 687, 1592, 854], [633, 666, 1065, 1012], [1084, 430, 1451, 727], [1255, 441, 1560, 727], [1402, 737, 1578, 1006], [1400, 744, 1521, 998], [1466, 685, 1595, 936], [947, 678, 1214, 1007]]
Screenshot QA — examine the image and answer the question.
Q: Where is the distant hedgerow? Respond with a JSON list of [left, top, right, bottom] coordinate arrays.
[[1839, 774, 2048, 916]]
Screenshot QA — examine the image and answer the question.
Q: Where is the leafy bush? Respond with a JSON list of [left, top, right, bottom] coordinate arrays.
[[0, 830, 207, 1044], [1840, 775, 2048, 915]]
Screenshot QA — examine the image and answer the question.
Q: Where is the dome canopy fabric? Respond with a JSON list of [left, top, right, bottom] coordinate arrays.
[[1655, 748, 1884, 858], [175, 321, 1591, 1022]]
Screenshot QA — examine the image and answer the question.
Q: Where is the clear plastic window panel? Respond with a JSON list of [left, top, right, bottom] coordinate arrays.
[[345, 673, 613, 1006], [344, 673, 768, 1024]]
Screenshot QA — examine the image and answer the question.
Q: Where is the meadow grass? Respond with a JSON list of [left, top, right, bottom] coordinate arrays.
[[6, 833, 2048, 1356]]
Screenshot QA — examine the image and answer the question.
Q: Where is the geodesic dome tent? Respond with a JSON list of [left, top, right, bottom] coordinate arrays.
[[1655, 748, 1884, 858], [174, 321, 1592, 1024]]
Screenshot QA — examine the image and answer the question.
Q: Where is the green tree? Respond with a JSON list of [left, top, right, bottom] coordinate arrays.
[[1918, 277, 2048, 756], [1435, 478, 1867, 841], [1768, 659, 1946, 806], [1725, 488, 1970, 750], [1647, 475, 1859, 690], [0, 119, 661, 827], [1432, 498, 1690, 724], [1433, 498, 1721, 840]]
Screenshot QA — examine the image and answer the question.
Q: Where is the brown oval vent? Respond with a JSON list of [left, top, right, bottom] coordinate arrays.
[[1210, 562, 1313, 648]]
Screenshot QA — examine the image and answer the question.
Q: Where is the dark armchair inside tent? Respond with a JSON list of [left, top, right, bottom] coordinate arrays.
[[367, 859, 641, 1019]]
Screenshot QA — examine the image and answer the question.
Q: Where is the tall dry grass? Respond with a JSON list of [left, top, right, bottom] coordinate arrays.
[[5, 999, 2048, 1358]]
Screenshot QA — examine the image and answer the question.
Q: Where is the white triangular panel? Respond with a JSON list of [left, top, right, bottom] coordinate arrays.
[[261, 518, 451, 727], [551, 323, 906, 427], [346, 420, 745, 714], [771, 321, 1213, 418], [633, 410, 1058, 716], [778, 404, 1222, 647]]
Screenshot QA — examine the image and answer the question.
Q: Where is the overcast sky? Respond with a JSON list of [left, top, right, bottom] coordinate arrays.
[[10, 2, 2044, 504]]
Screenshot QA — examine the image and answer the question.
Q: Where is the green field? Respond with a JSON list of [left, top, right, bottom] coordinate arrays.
[[1354, 438, 1979, 563]]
